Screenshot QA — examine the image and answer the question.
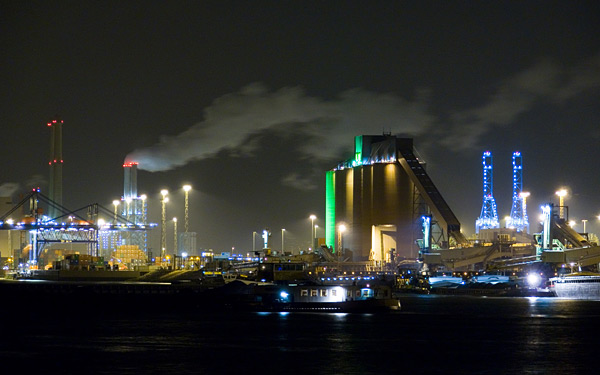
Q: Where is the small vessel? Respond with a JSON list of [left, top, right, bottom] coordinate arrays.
[[261, 283, 401, 312], [550, 272, 600, 300]]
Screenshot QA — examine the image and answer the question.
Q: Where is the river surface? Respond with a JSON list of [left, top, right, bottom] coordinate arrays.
[[2, 295, 599, 374]]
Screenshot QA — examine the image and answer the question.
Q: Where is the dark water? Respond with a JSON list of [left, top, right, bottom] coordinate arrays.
[[3, 295, 600, 374]]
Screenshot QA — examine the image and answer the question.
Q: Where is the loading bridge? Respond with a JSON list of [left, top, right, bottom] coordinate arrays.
[[0, 189, 152, 266], [396, 144, 469, 247], [552, 218, 589, 249]]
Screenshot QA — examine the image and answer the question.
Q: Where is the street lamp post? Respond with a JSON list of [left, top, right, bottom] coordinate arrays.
[[183, 185, 191, 256], [125, 197, 132, 223], [556, 189, 567, 220], [173, 217, 178, 254], [160, 189, 169, 260], [281, 228, 285, 254], [140, 194, 147, 225], [253, 231, 257, 254], [140, 194, 147, 253], [183, 185, 191, 233], [112, 200, 120, 226], [309, 214, 316, 250], [582, 219, 588, 233]]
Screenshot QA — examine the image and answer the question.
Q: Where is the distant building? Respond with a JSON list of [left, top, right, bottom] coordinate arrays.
[[0, 196, 13, 258], [179, 232, 197, 256], [326, 135, 467, 262]]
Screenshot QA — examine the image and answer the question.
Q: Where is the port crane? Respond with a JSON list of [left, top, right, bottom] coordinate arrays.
[[0, 189, 150, 267]]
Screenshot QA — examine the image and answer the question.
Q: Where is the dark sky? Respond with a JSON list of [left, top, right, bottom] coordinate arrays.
[[1, 1, 600, 253]]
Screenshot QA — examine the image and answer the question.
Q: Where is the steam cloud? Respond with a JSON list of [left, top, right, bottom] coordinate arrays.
[[0, 175, 47, 200], [126, 53, 600, 184], [0, 183, 19, 197], [125, 84, 435, 172]]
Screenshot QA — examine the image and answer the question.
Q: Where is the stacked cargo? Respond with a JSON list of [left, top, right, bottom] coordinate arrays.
[[53, 254, 106, 270], [111, 245, 147, 269]]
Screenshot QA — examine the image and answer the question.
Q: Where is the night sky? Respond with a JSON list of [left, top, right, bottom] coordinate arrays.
[[1, 1, 599, 254]]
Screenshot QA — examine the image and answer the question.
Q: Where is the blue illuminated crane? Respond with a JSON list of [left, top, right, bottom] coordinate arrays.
[[475, 151, 499, 233], [507, 152, 529, 233]]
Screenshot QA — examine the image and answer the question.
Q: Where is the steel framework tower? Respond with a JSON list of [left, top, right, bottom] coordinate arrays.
[[47, 116, 63, 219], [507, 152, 529, 232], [475, 151, 499, 233]]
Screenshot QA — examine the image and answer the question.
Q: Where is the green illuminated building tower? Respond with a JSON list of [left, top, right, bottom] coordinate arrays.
[[326, 135, 468, 261]]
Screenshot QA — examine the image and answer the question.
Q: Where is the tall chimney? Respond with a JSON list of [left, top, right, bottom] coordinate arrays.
[[123, 162, 138, 200], [48, 116, 63, 219]]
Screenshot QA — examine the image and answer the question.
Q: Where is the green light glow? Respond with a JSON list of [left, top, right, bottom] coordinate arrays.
[[326, 171, 335, 249], [354, 135, 363, 163]]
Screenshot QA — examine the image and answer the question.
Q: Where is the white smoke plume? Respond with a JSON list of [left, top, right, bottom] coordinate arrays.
[[126, 53, 600, 176], [0, 182, 19, 197], [126, 83, 435, 172]]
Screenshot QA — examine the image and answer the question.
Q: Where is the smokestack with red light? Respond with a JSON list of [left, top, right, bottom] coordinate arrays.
[[48, 116, 63, 219], [123, 162, 138, 200]]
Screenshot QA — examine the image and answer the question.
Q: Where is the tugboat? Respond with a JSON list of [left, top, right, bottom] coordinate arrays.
[[269, 283, 401, 312], [207, 279, 400, 312]]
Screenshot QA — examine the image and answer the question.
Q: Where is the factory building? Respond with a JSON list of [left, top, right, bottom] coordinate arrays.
[[97, 162, 148, 259], [326, 135, 468, 262], [0, 196, 14, 259]]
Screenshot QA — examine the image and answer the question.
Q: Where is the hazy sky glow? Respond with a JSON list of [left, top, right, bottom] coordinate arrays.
[[1, 1, 599, 252]]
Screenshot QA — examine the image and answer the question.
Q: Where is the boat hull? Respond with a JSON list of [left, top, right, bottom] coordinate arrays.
[[551, 275, 600, 300], [268, 298, 401, 313]]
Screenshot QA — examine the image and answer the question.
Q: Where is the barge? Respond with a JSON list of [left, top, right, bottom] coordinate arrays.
[[550, 273, 600, 300]]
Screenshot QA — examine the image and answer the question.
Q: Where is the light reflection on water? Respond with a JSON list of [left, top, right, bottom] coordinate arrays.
[[3, 295, 600, 374]]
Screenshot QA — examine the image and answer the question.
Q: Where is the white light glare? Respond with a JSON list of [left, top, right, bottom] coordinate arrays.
[[527, 273, 541, 288]]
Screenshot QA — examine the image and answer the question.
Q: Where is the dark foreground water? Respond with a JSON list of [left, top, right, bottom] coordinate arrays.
[[2, 295, 600, 374]]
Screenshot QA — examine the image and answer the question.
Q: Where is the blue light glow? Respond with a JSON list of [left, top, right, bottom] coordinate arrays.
[[476, 151, 499, 233], [507, 151, 529, 233]]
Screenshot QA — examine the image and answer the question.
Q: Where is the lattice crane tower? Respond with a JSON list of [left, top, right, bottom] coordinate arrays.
[[507, 152, 529, 233], [475, 151, 499, 233]]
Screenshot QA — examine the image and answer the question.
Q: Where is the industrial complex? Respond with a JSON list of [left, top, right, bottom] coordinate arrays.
[[1, 122, 600, 293]]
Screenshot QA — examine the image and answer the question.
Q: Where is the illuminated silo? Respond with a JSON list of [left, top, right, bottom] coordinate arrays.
[[326, 135, 467, 261]]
